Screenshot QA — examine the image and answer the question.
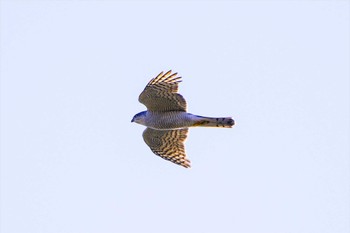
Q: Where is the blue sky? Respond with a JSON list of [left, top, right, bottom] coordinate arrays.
[[1, 1, 349, 233]]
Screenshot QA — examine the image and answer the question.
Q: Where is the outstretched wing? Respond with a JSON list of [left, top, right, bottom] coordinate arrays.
[[139, 70, 187, 112], [142, 127, 190, 168]]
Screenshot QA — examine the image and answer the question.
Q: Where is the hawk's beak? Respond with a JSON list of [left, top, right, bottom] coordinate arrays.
[[131, 118, 134, 123]]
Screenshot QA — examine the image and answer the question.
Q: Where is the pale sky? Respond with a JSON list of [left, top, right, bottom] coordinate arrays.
[[1, 1, 349, 233]]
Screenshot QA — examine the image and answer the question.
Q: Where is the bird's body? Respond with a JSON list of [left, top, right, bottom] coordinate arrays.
[[132, 70, 235, 168], [135, 110, 234, 130]]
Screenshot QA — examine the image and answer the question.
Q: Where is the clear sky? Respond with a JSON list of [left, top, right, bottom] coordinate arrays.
[[1, 1, 349, 233]]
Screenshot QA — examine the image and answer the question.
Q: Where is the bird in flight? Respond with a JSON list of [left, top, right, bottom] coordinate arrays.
[[131, 70, 235, 168]]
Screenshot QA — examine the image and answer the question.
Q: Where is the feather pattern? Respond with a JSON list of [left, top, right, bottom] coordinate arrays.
[[142, 127, 190, 168], [139, 70, 187, 112]]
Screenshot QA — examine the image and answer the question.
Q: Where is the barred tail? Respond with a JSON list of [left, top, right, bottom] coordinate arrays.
[[192, 115, 235, 128]]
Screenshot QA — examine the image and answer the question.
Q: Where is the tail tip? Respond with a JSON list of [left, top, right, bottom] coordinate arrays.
[[228, 118, 235, 127]]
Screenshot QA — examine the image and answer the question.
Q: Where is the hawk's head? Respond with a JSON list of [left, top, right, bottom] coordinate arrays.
[[131, 111, 147, 125]]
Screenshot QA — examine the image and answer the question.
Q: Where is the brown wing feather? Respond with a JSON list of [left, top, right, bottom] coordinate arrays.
[[138, 70, 187, 112], [142, 127, 190, 168]]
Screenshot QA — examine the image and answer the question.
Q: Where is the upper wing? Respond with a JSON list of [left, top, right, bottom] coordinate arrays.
[[138, 70, 187, 112], [142, 127, 190, 168]]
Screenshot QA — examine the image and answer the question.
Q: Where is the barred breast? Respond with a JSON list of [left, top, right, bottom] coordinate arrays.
[[145, 111, 194, 130]]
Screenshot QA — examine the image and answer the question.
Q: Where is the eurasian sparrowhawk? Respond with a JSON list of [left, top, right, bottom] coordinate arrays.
[[131, 70, 235, 168]]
